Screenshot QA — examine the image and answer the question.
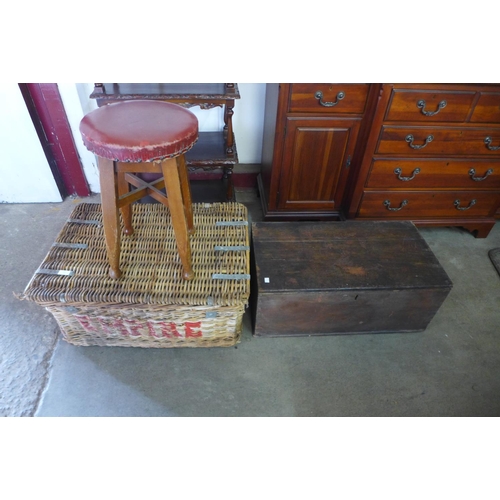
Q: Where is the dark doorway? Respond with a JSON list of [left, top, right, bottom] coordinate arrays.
[[19, 83, 90, 198]]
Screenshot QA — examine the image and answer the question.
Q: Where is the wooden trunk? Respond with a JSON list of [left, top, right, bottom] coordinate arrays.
[[251, 221, 452, 336]]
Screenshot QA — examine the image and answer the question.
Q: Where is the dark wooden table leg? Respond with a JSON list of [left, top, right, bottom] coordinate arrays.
[[224, 100, 235, 155], [98, 157, 122, 279], [223, 166, 235, 201], [162, 158, 194, 280]]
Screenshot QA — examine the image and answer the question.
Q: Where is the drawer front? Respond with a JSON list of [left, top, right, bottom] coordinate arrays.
[[385, 89, 475, 123], [366, 159, 500, 189], [470, 92, 500, 123], [376, 127, 500, 156], [358, 191, 500, 218], [289, 84, 369, 114]]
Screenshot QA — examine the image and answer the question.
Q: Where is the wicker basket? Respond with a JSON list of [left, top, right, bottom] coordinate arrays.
[[21, 202, 250, 348]]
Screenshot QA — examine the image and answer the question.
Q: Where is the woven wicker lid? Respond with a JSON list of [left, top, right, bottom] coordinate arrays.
[[79, 100, 198, 162], [21, 203, 250, 308]]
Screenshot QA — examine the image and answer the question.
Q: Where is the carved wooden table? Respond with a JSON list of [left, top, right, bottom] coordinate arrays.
[[90, 83, 240, 201]]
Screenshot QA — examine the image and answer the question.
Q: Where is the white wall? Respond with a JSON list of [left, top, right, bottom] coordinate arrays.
[[0, 84, 62, 203], [61, 83, 266, 193], [58, 83, 100, 193], [234, 83, 266, 164]]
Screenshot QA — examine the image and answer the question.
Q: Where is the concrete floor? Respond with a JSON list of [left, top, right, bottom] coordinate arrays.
[[1, 189, 500, 417]]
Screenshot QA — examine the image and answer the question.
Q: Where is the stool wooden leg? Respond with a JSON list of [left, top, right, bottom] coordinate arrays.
[[161, 157, 194, 280], [176, 155, 194, 234], [117, 163, 133, 235], [98, 157, 121, 279]]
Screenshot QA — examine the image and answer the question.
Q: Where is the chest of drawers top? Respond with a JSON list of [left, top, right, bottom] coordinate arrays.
[[375, 84, 500, 158], [382, 84, 500, 124]]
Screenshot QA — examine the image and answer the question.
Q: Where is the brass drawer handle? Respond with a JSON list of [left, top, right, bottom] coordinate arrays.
[[315, 90, 345, 107], [454, 199, 477, 211], [405, 134, 434, 149], [484, 136, 500, 151], [469, 168, 493, 181], [384, 199, 408, 211], [394, 167, 421, 181], [417, 99, 447, 116]]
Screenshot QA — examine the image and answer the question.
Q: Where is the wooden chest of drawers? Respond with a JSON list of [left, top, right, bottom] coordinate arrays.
[[347, 84, 500, 237]]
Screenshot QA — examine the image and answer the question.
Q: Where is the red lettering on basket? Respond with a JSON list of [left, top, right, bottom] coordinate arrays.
[[74, 315, 204, 339], [106, 318, 128, 336], [147, 321, 160, 338], [185, 321, 203, 337], [74, 314, 97, 332], [123, 319, 143, 337], [146, 321, 180, 338], [157, 322, 182, 338], [98, 317, 127, 336]]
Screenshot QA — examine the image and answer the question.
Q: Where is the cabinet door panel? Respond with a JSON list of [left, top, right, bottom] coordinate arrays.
[[278, 118, 360, 211]]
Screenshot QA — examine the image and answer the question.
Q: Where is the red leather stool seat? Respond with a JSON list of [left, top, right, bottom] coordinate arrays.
[[79, 100, 198, 162]]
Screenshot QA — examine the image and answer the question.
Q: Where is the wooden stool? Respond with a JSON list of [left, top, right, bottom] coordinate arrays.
[[79, 100, 198, 280]]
